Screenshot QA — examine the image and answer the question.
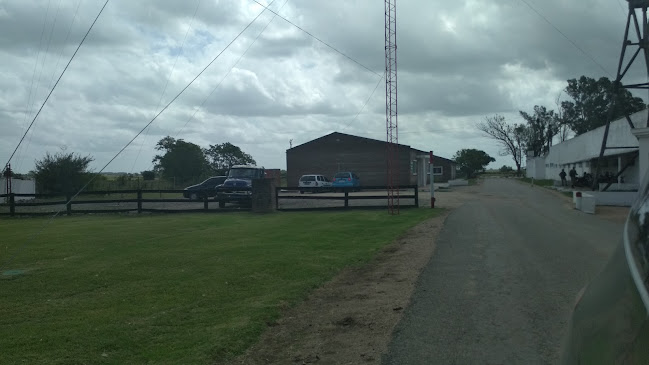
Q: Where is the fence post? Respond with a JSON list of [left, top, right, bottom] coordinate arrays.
[[66, 193, 72, 216], [414, 185, 419, 207], [137, 189, 143, 214], [344, 190, 349, 209], [9, 193, 15, 217], [275, 187, 279, 210], [203, 191, 208, 211]]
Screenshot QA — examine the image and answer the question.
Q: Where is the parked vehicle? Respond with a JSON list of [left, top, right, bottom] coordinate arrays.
[[183, 176, 227, 200], [332, 171, 360, 191], [298, 174, 332, 193], [560, 177, 649, 363], [216, 165, 265, 208]]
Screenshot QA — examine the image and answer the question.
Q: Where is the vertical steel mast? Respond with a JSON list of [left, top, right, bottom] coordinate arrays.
[[594, 0, 649, 191], [385, 0, 399, 214]]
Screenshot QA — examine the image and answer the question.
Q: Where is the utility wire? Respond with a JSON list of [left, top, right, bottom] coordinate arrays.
[[341, 72, 385, 132], [5, 0, 110, 168], [617, 0, 627, 17], [17, 0, 83, 173], [1, 1, 281, 271], [14, 0, 53, 170], [174, 0, 286, 138], [517, 0, 612, 77], [130, 0, 203, 174], [250, 0, 380, 77], [47, 0, 84, 93]]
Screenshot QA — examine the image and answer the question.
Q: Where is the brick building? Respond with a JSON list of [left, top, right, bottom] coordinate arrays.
[[286, 132, 456, 187]]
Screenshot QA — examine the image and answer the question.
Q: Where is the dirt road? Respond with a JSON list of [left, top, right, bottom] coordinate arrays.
[[382, 178, 624, 364]]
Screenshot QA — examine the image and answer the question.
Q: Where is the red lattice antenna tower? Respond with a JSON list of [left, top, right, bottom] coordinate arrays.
[[385, 0, 399, 214]]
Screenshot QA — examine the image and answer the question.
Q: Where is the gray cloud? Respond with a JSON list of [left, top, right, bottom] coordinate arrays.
[[1, 0, 644, 174]]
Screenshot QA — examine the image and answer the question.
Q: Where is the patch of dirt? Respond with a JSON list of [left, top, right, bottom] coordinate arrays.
[[220, 188, 477, 365], [594, 206, 631, 224], [221, 216, 443, 363]]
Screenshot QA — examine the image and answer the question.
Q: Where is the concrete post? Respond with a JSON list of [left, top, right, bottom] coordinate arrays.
[[618, 155, 623, 185], [419, 157, 426, 188], [251, 178, 276, 213], [632, 127, 649, 182]]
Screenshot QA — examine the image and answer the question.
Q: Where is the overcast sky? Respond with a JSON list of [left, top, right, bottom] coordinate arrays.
[[1, 0, 647, 175]]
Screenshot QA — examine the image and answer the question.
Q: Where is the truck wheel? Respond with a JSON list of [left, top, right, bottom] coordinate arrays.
[[190, 193, 198, 201]]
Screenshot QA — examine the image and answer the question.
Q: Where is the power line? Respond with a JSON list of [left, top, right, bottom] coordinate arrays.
[[5, 0, 110, 168], [175, 0, 287, 139], [250, 0, 380, 77], [14, 0, 53, 171], [0, 0, 284, 271], [341, 72, 385, 132], [617, 0, 627, 17], [16, 0, 83, 173], [47, 0, 84, 93], [68, 2, 274, 183], [130, 0, 203, 173], [517, 0, 612, 77]]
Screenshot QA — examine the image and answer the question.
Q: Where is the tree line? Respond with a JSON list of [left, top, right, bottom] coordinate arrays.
[[477, 75, 646, 174], [26, 137, 256, 194]]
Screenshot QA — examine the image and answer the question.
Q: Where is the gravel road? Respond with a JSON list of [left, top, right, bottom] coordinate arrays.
[[382, 178, 623, 364]]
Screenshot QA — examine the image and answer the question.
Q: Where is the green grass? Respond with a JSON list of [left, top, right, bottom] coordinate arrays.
[[0, 209, 441, 364], [518, 177, 555, 187]]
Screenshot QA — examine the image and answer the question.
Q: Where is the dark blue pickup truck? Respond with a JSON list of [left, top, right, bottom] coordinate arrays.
[[215, 165, 265, 208]]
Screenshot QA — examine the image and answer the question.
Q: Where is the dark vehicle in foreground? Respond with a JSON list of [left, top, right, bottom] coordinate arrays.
[[216, 165, 265, 208], [561, 177, 649, 364], [183, 176, 227, 200]]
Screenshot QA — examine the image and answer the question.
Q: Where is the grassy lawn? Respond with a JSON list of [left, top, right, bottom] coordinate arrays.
[[518, 177, 556, 187], [562, 191, 574, 198], [0, 209, 441, 364]]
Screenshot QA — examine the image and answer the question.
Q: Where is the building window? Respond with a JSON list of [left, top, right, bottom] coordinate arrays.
[[428, 166, 443, 175], [411, 160, 417, 175]]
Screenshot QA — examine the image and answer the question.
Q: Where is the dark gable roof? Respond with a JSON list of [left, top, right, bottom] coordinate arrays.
[[288, 131, 456, 164]]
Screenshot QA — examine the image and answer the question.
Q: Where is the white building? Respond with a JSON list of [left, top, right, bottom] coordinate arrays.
[[526, 109, 646, 191], [0, 178, 36, 202]]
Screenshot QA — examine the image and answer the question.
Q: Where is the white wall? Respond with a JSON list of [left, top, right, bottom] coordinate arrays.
[[542, 109, 646, 184], [526, 157, 546, 179], [1, 178, 36, 202]]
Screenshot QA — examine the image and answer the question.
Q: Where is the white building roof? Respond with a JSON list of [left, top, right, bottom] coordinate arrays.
[[544, 108, 647, 165]]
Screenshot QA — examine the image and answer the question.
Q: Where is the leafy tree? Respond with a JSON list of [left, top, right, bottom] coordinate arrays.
[[452, 149, 495, 178], [519, 105, 560, 157], [561, 76, 645, 135], [141, 170, 155, 181], [116, 174, 136, 187], [152, 136, 209, 183], [205, 142, 256, 175], [34, 152, 94, 193], [499, 165, 514, 173], [477, 115, 527, 175]]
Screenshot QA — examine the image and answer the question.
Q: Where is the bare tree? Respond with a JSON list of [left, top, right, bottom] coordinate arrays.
[[476, 115, 527, 176]]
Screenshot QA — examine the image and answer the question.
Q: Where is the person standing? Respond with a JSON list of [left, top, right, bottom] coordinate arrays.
[[559, 169, 567, 187], [569, 167, 577, 188]]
